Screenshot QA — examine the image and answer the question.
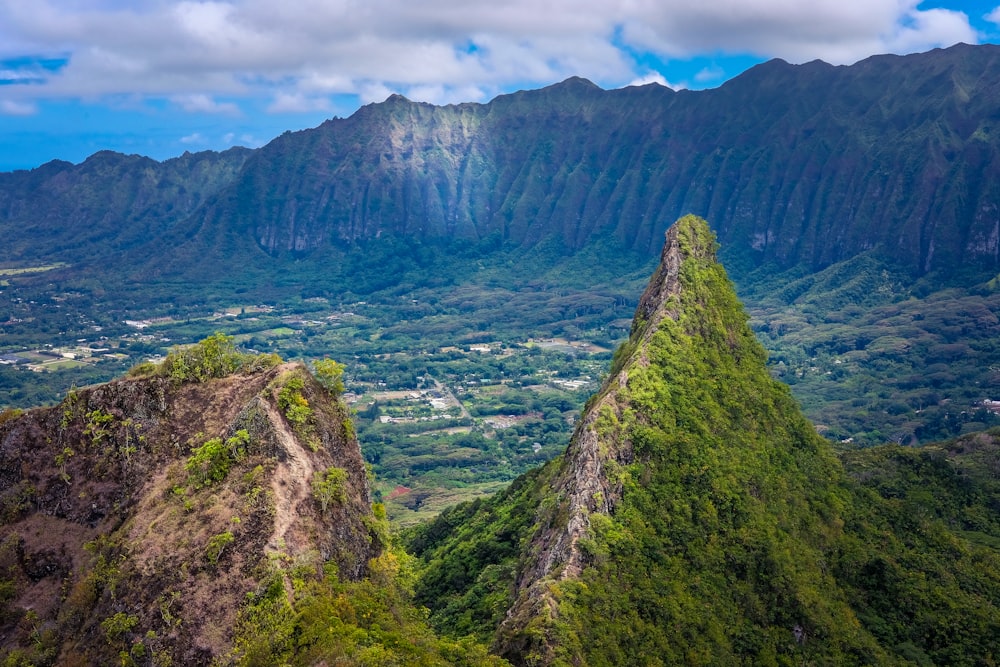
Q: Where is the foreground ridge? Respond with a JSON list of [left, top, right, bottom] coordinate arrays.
[[0, 345, 510, 665]]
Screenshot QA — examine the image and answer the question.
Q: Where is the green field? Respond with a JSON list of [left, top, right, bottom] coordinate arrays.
[[0, 263, 67, 276]]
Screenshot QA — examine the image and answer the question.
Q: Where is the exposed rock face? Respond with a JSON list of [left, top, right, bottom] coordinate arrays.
[[6, 45, 1000, 281], [505, 221, 694, 595], [0, 362, 377, 665], [494, 216, 720, 657]]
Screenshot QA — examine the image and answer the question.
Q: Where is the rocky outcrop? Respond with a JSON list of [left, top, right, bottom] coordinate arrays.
[[0, 361, 377, 665]]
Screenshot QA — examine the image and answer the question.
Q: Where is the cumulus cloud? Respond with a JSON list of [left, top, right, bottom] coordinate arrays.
[[620, 0, 977, 65], [179, 132, 205, 144], [0, 0, 980, 111]]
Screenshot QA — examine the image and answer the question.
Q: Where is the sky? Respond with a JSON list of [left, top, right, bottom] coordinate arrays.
[[2, 0, 1000, 172]]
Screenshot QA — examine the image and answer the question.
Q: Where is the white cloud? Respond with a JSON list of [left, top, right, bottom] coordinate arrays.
[[620, 0, 977, 65], [626, 72, 682, 90], [172, 93, 240, 114], [0, 0, 981, 110], [986, 6, 1000, 26], [179, 132, 205, 144], [405, 83, 487, 105], [359, 81, 397, 105], [0, 99, 36, 115], [694, 65, 725, 83], [266, 91, 331, 113]]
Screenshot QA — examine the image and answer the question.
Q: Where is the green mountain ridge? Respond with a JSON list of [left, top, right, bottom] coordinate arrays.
[[5, 43, 1000, 280], [133, 41, 1000, 280], [408, 216, 1000, 665]]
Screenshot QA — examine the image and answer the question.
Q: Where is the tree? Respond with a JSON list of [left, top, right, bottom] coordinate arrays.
[[313, 358, 345, 397]]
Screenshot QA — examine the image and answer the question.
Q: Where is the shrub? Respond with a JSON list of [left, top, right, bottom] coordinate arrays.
[[312, 467, 348, 514], [101, 612, 139, 643], [160, 333, 247, 383], [278, 377, 313, 428], [0, 408, 22, 426], [204, 531, 235, 565], [185, 430, 251, 486], [126, 361, 158, 377]]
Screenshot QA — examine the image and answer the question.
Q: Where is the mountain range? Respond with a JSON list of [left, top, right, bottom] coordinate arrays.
[[4, 43, 1000, 463], [5, 42, 1000, 284]]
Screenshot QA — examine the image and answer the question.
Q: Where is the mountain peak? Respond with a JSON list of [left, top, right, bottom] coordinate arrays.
[[553, 75, 601, 89], [415, 215, 877, 664], [631, 213, 717, 337], [506, 216, 721, 588], [496, 214, 794, 658]]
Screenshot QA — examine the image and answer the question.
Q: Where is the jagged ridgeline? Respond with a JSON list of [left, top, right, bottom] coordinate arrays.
[[408, 215, 1000, 666], [0, 338, 504, 666]]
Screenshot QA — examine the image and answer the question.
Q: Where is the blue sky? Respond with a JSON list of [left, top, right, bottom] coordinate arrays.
[[2, 0, 999, 172]]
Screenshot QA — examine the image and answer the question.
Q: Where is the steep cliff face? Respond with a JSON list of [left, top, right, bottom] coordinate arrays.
[[410, 215, 1000, 666], [6, 45, 1000, 281], [499, 216, 693, 600], [171, 44, 1000, 278], [0, 148, 250, 266], [0, 360, 377, 665]]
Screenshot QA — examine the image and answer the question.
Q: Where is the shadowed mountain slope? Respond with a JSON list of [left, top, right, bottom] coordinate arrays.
[[4, 44, 1000, 285]]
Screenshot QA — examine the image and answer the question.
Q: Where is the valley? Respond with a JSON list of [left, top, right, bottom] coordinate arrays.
[[0, 278, 611, 524], [3, 42, 1000, 663]]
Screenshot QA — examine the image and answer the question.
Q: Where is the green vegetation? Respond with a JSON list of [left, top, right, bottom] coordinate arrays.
[[312, 467, 348, 513], [313, 358, 345, 396], [204, 531, 236, 566], [277, 376, 312, 428], [409, 217, 1000, 665], [230, 549, 508, 667], [101, 612, 139, 643], [408, 463, 559, 642], [185, 429, 251, 487], [160, 332, 257, 383]]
